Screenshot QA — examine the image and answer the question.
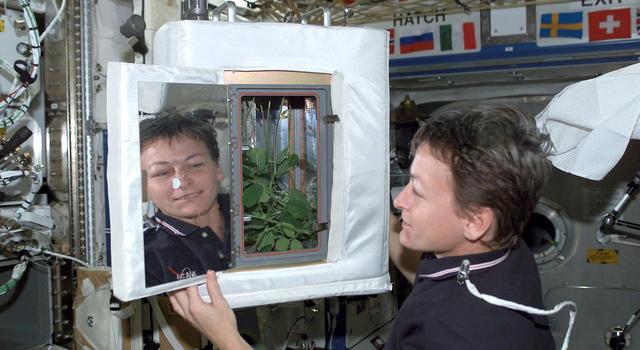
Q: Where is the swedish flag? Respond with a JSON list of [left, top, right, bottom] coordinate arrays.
[[540, 12, 583, 39]]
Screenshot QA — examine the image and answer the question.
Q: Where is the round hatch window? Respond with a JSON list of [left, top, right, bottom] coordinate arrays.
[[523, 199, 571, 271]]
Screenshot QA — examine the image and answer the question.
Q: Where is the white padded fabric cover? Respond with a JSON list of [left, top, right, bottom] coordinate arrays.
[[108, 21, 391, 307]]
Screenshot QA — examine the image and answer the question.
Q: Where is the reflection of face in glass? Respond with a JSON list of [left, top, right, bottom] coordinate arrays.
[[141, 137, 224, 224]]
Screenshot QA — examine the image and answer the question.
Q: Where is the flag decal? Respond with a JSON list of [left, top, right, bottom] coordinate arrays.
[[540, 11, 583, 38], [440, 24, 452, 51], [462, 22, 477, 50], [400, 32, 434, 54], [588, 8, 631, 42]]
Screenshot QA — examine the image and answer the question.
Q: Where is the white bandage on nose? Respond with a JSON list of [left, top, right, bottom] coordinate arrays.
[[172, 177, 181, 190]]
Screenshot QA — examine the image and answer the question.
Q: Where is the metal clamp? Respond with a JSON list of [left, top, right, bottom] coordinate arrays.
[[457, 259, 470, 285], [323, 114, 340, 124], [213, 1, 236, 22], [301, 7, 331, 27]]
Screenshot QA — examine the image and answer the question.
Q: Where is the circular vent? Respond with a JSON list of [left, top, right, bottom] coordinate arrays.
[[523, 199, 571, 271]]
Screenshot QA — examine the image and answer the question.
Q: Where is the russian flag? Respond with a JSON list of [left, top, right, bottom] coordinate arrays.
[[400, 32, 434, 54]]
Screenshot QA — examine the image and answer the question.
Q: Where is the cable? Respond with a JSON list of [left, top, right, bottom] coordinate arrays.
[[14, 166, 43, 217], [0, 93, 33, 128], [327, 313, 337, 350], [346, 315, 396, 350], [40, 0, 67, 43], [0, 0, 41, 127], [148, 296, 184, 350], [0, 58, 18, 78], [281, 316, 306, 350], [28, 248, 89, 266], [459, 259, 577, 350], [325, 299, 339, 350], [623, 305, 640, 333], [0, 255, 28, 295]]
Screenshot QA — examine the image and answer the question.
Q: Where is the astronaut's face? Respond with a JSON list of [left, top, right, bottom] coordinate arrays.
[[141, 137, 224, 223], [393, 144, 468, 257]]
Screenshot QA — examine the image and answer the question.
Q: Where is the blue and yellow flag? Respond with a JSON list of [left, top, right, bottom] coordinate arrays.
[[540, 12, 583, 39]]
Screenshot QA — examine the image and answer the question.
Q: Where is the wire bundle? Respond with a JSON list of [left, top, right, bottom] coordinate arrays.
[[0, 0, 41, 128]]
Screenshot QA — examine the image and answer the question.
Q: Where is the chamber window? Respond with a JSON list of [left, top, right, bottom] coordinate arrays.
[[230, 87, 332, 268]]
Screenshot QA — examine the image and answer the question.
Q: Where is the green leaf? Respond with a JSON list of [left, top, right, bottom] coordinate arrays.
[[244, 233, 258, 245], [243, 164, 256, 177], [302, 220, 314, 231], [289, 188, 308, 203], [246, 148, 267, 168], [244, 222, 266, 232], [290, 239, 303, 250], [280, 212, 299, 226], [285, 198, 309, 219], [253, 177, 269, 188], [281, 223, 297, 238], [255, 230, 266, 244], [259, 185, 271, 203], [243, 183, 264, 208], [244, 149, 255, 165], [288, 154, 300, 167], [275, 159, 291, 177], [276, 148, 289, 165], [257, 231, 274, 252], [274, 238, 291, 251]]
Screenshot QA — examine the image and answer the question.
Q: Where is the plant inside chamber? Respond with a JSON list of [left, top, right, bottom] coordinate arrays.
[[241, 97, 318, 253]]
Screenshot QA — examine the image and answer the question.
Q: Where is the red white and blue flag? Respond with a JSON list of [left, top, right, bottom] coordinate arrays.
[[400, 31, 434, 54], [387, 28, 395, 54]]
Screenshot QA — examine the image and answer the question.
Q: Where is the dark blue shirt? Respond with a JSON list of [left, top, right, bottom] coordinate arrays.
[[385, 242, 555, 349], [144, 194, 231, 287]]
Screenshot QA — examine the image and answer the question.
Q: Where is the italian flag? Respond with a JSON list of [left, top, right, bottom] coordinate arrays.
[[439, 22, 477, 51]]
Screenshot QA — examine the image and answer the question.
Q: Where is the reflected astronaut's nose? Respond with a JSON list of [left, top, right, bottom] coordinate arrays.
[[172, 168, 194, 190]]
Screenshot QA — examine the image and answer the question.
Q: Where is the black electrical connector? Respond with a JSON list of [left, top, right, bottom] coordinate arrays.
[[17, 249, 31, 260], [13, 60, 37, 85], [119, 14, 148, 55], [0, 125, 33, 160]]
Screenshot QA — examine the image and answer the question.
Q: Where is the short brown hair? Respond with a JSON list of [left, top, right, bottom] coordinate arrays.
[[411, 105, 552, 250], [140, 115, 220, 163]]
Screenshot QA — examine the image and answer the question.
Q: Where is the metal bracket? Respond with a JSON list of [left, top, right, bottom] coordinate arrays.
[[323, 114, 340, 124], [596, 229, 640, 248], [213, 1, 236, 22], [301, 7, 331, 27], [598, 169, 640, 248]]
